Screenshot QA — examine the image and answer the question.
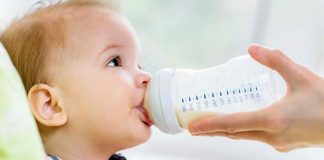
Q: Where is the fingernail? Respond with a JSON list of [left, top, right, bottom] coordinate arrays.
[[188, 125, 200, 135], [248, 44, 263, 53], [191, 133, 204, 136], [191, 133, 200, 136]]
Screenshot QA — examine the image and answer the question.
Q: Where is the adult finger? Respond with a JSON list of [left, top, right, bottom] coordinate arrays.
[[248, 44, 304, 87], [189, 110, 269, 134], [195, 130, 296, 152], [194, 131, 271, 143]]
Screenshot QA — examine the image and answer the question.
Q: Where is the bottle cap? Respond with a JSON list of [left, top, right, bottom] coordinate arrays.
[[146, 69, 183, 134]]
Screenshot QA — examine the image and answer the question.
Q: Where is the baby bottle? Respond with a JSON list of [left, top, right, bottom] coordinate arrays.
[[144, 55, 285, 134]]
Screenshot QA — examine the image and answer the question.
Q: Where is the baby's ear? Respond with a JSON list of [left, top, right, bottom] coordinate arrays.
[[28, 84, 67, 127]]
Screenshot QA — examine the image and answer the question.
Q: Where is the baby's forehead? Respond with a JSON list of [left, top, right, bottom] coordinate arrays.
[[59, 7, 134, 58], [66, 6, 111, 23], [59, 7, 117, 45]]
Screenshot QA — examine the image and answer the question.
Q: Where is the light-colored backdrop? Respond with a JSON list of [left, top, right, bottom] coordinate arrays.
[[1, 0, 323, 159]]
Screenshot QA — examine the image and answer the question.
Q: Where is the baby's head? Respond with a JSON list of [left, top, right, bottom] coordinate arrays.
[[0, 0, 152, 158]]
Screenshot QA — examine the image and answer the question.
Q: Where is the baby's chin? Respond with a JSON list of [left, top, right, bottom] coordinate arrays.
[[124, 125, 151, 149], [122, 108, 152, 148], [136, 132, 151, 146], [137, 120, 152, 142]]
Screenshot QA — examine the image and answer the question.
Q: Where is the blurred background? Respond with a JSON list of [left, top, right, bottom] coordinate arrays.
[[1, 0, 324, 160]]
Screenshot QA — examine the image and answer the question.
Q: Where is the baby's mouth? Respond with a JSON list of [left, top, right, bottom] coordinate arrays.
[[135, 100, 153, 127]]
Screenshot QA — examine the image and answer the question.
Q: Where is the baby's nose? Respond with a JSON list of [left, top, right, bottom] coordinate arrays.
[[135, 70, 152, 88]]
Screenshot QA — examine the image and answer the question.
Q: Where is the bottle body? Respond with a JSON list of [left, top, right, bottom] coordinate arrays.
[[144, 55, 285, 134]]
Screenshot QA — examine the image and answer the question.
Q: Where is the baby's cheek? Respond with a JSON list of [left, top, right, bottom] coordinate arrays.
[[118, 70, 135, 85]]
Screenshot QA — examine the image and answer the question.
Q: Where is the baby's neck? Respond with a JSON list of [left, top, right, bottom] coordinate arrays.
[[42, 129, 116, 160]]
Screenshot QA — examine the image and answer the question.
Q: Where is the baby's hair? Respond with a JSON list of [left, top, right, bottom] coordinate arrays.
[[0, 0, 118, 92]]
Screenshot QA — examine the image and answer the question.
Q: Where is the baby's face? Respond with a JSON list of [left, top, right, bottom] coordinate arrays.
[[54, 7, 152, 149]]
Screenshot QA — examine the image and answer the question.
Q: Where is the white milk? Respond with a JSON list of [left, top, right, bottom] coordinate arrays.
[[144, 55, 285, 134]]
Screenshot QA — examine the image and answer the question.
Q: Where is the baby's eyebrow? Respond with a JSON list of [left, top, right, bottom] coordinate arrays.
[[97, 44, 121, 57]]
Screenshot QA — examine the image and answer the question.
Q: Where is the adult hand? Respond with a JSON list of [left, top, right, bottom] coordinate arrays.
[[189, 44, 324, 152]]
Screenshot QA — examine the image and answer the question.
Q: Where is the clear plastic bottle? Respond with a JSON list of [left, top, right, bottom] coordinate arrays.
[[144, 55, 285, 134]]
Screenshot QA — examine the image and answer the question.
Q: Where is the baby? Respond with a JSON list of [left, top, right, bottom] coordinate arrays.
[[0, 0, 153, 159]]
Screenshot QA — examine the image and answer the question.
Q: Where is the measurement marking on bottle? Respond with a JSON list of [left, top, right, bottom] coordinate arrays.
[[204, 100, 209, 108], [226, 97, 232, 104], [189, 103, 194, 111], [239, 95, 243, 102], [178, 84, 267, 112], [212, 99, 217, 107], [220, 98, 225, 105], [233, 96, 238, 103], [196, 102, 201, 110], [250, 93, 255, 99]]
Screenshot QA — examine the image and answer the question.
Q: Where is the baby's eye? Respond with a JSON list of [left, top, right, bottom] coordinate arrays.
[[106, 56, 122, 67]]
